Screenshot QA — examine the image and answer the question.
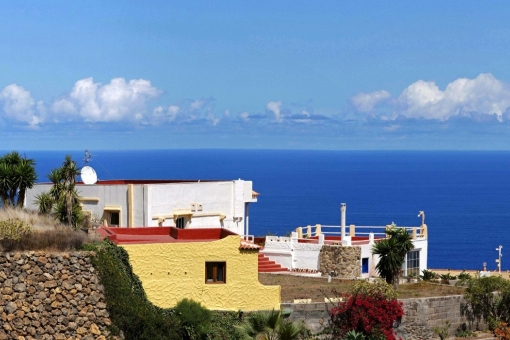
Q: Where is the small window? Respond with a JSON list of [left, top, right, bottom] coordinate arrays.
[[176, 217, 186, 229], [109, 212, 120, 226], [361, 257, 369, 274], [103, 206, 121, 227], [205, 262, 226, 284]]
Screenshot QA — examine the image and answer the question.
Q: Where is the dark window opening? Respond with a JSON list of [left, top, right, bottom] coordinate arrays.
[[205, 262, 226, 284], [176, 217, 186, 229], [109, 212, 120, 226]]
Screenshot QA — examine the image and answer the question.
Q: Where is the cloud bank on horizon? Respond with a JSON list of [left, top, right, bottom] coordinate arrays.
[[2, 73, 510, 131], [351, 73, 510, 122]]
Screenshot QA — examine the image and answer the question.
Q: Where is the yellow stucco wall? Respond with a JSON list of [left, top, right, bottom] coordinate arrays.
[[121, 235, 281, 311]]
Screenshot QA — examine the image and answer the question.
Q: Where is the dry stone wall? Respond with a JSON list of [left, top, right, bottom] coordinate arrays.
[[319, 245, 361, 279], [285, 294, 483, 340], [396, 295, 485, 340], [0, 251, 116, 340]]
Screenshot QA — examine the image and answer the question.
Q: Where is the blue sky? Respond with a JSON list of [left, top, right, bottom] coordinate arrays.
[[2, 1, 510, 150]]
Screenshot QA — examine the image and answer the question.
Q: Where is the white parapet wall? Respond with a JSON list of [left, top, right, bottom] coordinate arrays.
[[261, 233, 323, 271]]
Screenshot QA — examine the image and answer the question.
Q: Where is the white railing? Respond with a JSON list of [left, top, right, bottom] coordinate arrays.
[[294, 223, 427, 246]]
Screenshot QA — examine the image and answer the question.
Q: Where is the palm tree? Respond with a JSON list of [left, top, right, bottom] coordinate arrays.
[[0, 152, 37, 208], [14, 158, 37, 207], [59, 155, 80, 226], [41, 155, 83, 229], [0, 162, 12, 207], [236, 309, 307, 340], [372, 225, 414, 290]]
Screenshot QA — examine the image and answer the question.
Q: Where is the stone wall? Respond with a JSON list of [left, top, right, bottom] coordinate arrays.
[[282, 302, 329, 334], [319, 245, 361, 279], [396, 295, 485, 340], [284, 295, 482, 340], [0, 251, 116, 340]]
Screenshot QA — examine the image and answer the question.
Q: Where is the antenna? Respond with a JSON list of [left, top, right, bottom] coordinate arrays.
[[81, 150, 97, 185], [84, 149, 93, 166]]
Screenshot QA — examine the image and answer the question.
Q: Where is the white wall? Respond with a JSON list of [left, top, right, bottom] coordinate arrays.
[[25, 180, 256, 235], [262, 234, 323, 271], [146, 181, 250, 235], [360, 242, 376, 278]]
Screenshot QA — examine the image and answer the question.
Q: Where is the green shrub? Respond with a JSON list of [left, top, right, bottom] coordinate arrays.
[[420, 269, 438, 281], [458, 271, 472, 281], [92, 239, 180, 340], [174, 298, 212, 339], [208, 311, 243, 340], [455, 323, 475, 338], [433, 320, 450, 340], [0, 218, 32, 240], [462, 276, 510, 329], [440, 272, 457, 284], [0, 218, 33, 250], [348, 279, 398, 300]]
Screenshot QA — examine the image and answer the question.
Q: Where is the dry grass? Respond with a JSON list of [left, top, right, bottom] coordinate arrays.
[[258, 273, 466, 303], [0, 207, 93, 251], [0, 206, 63, 231]]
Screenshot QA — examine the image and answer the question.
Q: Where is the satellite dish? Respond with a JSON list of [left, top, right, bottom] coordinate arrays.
[[81, 166, 98, 185]]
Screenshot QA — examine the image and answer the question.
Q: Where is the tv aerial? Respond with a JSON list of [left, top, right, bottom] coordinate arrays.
[[81, 150, 98, 185]]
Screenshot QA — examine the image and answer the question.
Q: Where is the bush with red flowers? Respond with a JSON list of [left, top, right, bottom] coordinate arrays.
[[330, 292, 403, 340]]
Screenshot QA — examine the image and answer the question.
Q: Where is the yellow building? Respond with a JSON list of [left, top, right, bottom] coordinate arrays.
[[99, 226, 280, 311]]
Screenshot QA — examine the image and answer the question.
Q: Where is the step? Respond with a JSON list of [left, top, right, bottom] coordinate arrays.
[[258, 253, 288, 273]]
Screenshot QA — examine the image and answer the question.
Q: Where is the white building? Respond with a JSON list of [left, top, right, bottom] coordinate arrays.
[[261, 204, 429, 279], [25, 179, 258, 236]]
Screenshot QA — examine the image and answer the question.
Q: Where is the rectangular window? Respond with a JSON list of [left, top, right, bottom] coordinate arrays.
[[103, 206, 122, 227], [406, 250, 420, 277], [205, 262, 226, 284], [361, 258, 369, 274]]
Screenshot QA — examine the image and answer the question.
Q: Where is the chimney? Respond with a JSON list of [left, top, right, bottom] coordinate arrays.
[[340, 203, 351, 246]]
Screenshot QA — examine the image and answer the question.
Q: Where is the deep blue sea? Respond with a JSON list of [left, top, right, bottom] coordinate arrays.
[[12, 149, 510, 271]]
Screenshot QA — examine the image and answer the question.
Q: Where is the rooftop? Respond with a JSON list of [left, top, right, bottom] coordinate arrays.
[[97, 226, 261, 250]]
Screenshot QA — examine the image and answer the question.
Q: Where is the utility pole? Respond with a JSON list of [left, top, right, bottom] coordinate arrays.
[[495, 245, 503, 273]]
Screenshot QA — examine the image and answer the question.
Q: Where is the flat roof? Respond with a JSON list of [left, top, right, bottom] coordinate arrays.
[[97, 226, 261, 250], [33, 179, 225, 185]]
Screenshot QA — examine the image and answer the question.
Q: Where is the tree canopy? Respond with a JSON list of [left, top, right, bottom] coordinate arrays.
[[36, 155, 83, 229], [0, 151, 37, 208], [372, 225, 414, 290]]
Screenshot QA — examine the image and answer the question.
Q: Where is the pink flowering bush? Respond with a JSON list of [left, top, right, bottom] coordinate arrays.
[[330, 292, 403, 340]]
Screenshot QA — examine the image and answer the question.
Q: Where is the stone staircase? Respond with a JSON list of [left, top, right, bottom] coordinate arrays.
[[258, 253, 288, 273]]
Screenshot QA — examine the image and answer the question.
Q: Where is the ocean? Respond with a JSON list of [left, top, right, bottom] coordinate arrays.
[[15, 149, 510, 271]]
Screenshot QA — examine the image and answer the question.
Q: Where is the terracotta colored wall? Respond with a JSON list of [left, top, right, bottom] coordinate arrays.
[[122, 235, 280, 311]]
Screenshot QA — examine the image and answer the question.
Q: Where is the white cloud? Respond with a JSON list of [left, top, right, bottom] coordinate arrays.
[[63, 77, 161, 122], [383, 124, 400, 132], [352, 74, 510, 122], [398, 74, 510, 121], [239, 111, 250, 121], [148, 98, 221, 125], [0, 84, 41, 128], [266, 100, 283, 122], [351, 90, 391, 112]]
